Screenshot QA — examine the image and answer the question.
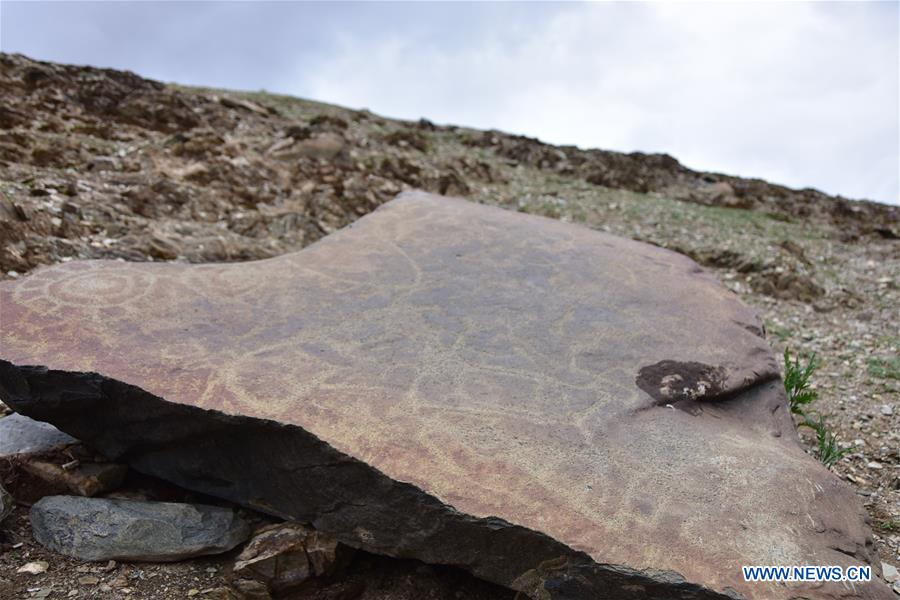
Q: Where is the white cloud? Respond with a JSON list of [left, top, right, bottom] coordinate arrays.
[[302, 2, 898, 204]]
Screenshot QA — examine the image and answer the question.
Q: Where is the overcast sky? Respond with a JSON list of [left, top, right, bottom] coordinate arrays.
[[1, 1, 897, 204]]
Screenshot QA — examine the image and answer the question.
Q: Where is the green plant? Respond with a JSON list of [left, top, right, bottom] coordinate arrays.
[[516, 198, 564, 219], [800, 415, 850, 469], [783, 348, 849, 470], [866, 356, 900, 380], [783, 348, 818, 416], [878, 518, 900, 532], [765, 320, 792, 342]]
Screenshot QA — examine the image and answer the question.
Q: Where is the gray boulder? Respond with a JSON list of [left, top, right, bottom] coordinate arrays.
[[30, 495, 250, 562], [0, 413, 76, 458]]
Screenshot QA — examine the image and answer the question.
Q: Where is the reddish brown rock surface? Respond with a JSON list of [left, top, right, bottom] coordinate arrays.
[[0, 192, 891, 599]]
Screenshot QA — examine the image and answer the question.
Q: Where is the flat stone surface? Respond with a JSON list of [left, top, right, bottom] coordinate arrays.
[[0, 413, 77, 458], [0, 192, 890, 599], [30, 496, 250, 562]]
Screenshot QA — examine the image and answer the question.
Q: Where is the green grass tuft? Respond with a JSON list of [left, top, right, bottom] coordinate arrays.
[[878, 518, 900, 532], [800, 415, 850, 469], [765, 320, 792, 342], [783, 348, 818, 416], [783, 348, 849, 470], [866, 356, 900, 380]]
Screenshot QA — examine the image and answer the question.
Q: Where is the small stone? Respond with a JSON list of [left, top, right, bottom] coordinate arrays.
[[18, 561, 49, 575], [218, 96, 269, 116], [882, 404, 894, 416], [147, 234, 180, 260], [0, 413, 77, 458], [0, 482, 12, 524], [285, 132, 344, 161], [265, 137, 295, 155], [233, 522, 350, 594], [883, 561, 899, 583], [867, 461, 883, 470], [22, 459, 127, 497], [229, 579, 270, 600], [205, 586, 242, 600], [67, 591, 78, 597], [88, 157, 119, 172], [187, 590, 199, 597], [77, 575, 99, 585], [30, 496, 250, 562]]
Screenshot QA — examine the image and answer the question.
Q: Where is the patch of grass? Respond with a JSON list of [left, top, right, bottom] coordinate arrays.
[[516, 195, 572, 220], [878, 518, 900, 533], [763, 211, 794, 223], [765, 320, 792, 342], [783, 348, 818, 416], [866, 356, 900, 380]]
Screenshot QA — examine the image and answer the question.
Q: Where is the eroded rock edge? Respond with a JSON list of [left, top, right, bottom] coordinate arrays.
[[0, 359, 740, 600]]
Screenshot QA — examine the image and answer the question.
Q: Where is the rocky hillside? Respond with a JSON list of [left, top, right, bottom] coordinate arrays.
[[0, 52, 896, 281], [0, 52, 898, 596]]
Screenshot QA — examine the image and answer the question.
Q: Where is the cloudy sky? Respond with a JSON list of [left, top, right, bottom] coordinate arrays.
[[2, 1, 897, 204]]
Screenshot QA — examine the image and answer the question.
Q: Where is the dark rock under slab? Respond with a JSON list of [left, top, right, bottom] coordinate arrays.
[[29, 495, 250, 562], [0, 192, 892, 599]]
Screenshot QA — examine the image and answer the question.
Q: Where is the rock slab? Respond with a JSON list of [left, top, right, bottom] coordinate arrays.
[[0, 413, 77, 458], [0, 192, 892, 599], [30, 496, 250, 562]]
